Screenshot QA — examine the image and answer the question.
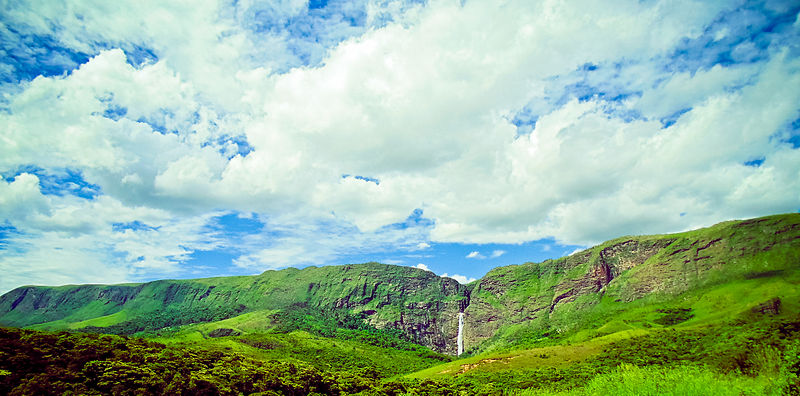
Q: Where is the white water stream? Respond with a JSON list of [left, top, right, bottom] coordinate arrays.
[[457, 312, 464, 355]]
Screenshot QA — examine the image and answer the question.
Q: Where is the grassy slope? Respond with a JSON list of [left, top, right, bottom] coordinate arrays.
[[410, 268, 799, 378], [401, 214, 800, 394], [151, 328, 448, 378], [462, 213, 800, 355], [0, 263, 468, 353], [139, 308, 451, 377]]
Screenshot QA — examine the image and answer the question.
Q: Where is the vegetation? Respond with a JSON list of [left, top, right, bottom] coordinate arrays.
[[0, 327, 386, 395], [269, 303, 431, 352], [147, 306, 450, 378], [1, 213, 798, 394], [80, 304, 248, 335]]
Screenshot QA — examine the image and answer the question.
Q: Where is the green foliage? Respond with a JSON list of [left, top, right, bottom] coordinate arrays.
[[0, 327, 388, 395], [270, 303, 427, 352], [653, 308, 694, 325], [409, 317, 800, 394], [229, 331, 449, 377], [780, 339, 800, 394], [80, 304, 248, 335], [521, 364, 774, 396]]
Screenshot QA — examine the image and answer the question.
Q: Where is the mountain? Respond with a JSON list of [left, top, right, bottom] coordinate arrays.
[[462, 212, 800, 353], [0, 262, 469, 353], [1, 213, 799, 356]]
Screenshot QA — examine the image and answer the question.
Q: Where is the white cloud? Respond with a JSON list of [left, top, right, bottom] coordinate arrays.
[[466, 250, 505, 260], [568, 247, 587, 256], [440, 273, 477, 285], [490, 250, 506, 258], [414, 263, 431, 272], [466, 251, 484, 259], [415, 242, 431, 250], [0, 174, 50, 223], [231, 215, 430, 271], [412, 264, 474, 284], [2, 0, 799, 291]]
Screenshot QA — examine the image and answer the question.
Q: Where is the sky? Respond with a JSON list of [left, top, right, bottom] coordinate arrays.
[[1, 0, 799, 294]]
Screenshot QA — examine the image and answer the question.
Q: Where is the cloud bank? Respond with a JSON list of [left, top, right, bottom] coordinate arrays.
[[1, 0, 799, 292]]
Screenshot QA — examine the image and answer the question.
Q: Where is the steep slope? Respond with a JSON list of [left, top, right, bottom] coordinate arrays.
[[0, 263, 469, 354], [1, 213, 798, 355], [461, 213, 800, 352]]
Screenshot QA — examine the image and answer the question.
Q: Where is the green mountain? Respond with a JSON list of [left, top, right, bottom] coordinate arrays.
[[0, 262, 469, 354], [462, 212, 800, 354], [2, 213, 798, 355], [1, 213, 799, 394]]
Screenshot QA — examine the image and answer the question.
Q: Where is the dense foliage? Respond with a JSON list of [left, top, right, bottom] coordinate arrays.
[[0, 327, 395, 395], [4, 317, 798, 395]]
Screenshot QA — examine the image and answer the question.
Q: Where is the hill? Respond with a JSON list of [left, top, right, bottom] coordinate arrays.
[[1, 213, 799, 394], [0, 262, 468, 354], [2, 213, 798, 356]]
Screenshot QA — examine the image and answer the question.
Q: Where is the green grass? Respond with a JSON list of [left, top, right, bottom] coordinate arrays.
[[408, 329, 648, 379], [67, 310, 129, 329], [517, 364, 779, 396], [151, 328, 449, 377], [144, 307, 451, 377], [405, 316, 800, 394]]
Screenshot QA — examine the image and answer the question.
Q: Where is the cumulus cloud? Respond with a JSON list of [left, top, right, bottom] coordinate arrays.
[[414, 263, 431, 272], [490, 250, 506, 258], [415, 242, 431, 250], [466, 250, 506, 259], [465, 251, 484, 259], [1, 0, 799, 291], [440, 273, 477, 285]]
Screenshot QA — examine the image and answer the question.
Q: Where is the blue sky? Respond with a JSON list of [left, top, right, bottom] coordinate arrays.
[[1, 0, 799, 292]]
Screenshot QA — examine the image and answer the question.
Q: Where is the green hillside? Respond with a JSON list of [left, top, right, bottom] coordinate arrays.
[[1, 213, 799, 394], [4, 213, 797, 358], [0, 326, 412, 395], [0, 263, 469, 354]]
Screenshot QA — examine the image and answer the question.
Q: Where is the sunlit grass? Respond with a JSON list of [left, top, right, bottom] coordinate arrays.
[[516, 364, 779, 396]]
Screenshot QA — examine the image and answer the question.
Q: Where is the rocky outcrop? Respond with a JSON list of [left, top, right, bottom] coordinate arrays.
[[752, 298, 781, 315], [208, 328, 241, 337]]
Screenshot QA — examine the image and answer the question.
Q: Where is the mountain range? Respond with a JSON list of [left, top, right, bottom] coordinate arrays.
[[2, 213, 798, 353], [1, 213, 799, 394]]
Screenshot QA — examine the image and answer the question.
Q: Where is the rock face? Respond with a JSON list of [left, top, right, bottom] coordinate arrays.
[[1, 213, 798, 354]]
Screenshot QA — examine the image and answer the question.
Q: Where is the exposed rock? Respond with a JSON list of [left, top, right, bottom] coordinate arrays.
[[208, 328, 241, 337], [752, 298, 781, 315]]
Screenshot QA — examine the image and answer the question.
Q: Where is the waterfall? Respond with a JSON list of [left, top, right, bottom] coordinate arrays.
[[457, 312, 464, 356]]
